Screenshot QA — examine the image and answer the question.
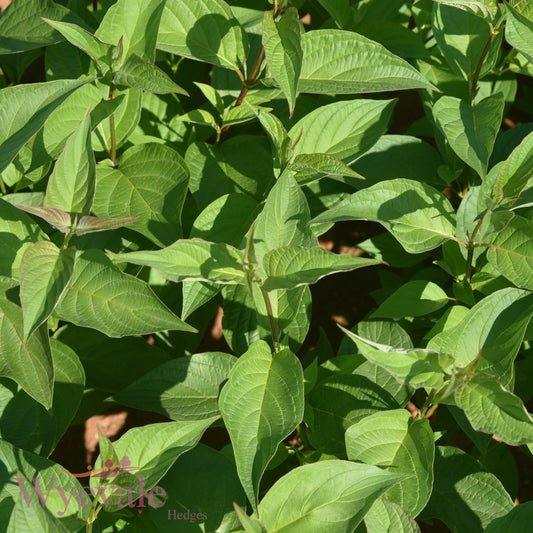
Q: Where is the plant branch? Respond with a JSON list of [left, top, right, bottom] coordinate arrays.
[[260, 288, 279, 349], [108, 83, 117, 167], [465, 213, 487, 282], [469, 31, 497, 104]]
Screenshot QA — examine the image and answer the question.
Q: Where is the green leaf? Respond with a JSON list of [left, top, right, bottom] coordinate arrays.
[[427, 287, 533, 386], [257, 460, 407, 532], [191, 193, 260, 247], [93, 143, 189, 247], [55, 249, 195, 337], [19, 241, 75, 341], [91, 418, 217, 512], [433, 93, 504, 177], [0, 0, 70, 54], [424, 446, 514, 533], [157, 0, 249, 72], [486, 215, 533, 291], [346, 409, 434, 517], [95, 0, 166, 64], [0, 298, 53, 409], [364, 498, 420, 533], [288, 99, 396, 164], [252, 106, 291, 167], [262, 7, 302, 116], [0, 198, 48, 279], [305, 374, 399, 456], [113, 53, 188, 95], [0, 339, 85, 456], [112, 238, 245, 284], [8, 490, 70, 533], [372, 280, 449, 319], [44, 110, 96, 215], [235, 504, 267, 533], [288, 153, 364, 185], [13, 204, 72, 233], [186, 136, 274, 211], [74, 215, 138, 236], [296, 30, 437, 94], [154, 445, 247, 533], [505, 3, 533, 63], [486, 502, 533, 533], [219, 340, 304, 510], [454, 372, 533, 446], [178, 109, 219, 129], [194, 81, 224, 114], [341, 327, 453, 389], [481, 131, 533, 207], [432, 1, 500, 82], [262, 245, 381, 291], [42, 19, 113, 74], [312, 178, 457, 253], [0, 78, 91, 174], [253, 170, 316, 267], [115, 352, 236, 421]]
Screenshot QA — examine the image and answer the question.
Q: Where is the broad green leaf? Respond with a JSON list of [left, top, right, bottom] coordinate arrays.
[[157, 0, 249, 72], [13, 204, 72, 233], [112, 239, 245, 284], [424, 446, 514, 533], [316, 0, 353, 29], [191, 193, 260, 247], [194, 81, 224, 114], [219, 340, 304, 510], [372, 280, 449, 319], [346, 409, 434, 517], [288, 153, 364, 185], [341, 327, 453, 389], [19, 241, 75, 341], [152, 445, 246, 533], [0, 0, 70, 54], [252, 106, 291, 167], [432, 1, 500, 82], [455, 373, 533, 445], [486, 502, 533, 533], [42, 19, 113, 74], [178, 109, 219, 129], [0, 198, 48, 279], [312, 179, 457, 253], [480, 131, 533, 207], [257, 460, 407, 532], [0, 298, 53, 409], [44, 110, 96, 215], [91, 418, 217, 512], [93, 143, 189, 247], [262, 245, 381, 291], [288, 99, 396, 164], [95, 0, 165, 64], [486, 216, 533, 291], [365, 498, 420, 533], [16, 83, 116, 171], [0, 78, 91, 174], [181, 281, 221, 320], [433, 93, 504, 177], [7, 490, 70, 533], [92, 87, 142, 153], [54, 324, 171, 393], [253, 170, 316, 267], [235, 504, 267, 533], [115, 352, 236, 421], [262, 7, 302, 116], [509, 0, 533, 19], [0, 439, 90, 526], [427, 288, 533, 386], [0, 339, 84, 456], [186, 136, 274, 211], [55, 250, 195, 337], [296, 30, 437, 94], [505, 3, 533, 63], [113, 53, 188, 95], [306, 374, 399, 456], [74, 215, 138, 236]]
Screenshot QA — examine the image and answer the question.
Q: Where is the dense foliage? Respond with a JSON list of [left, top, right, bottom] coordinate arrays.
[[0, 0, 533, 531]]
